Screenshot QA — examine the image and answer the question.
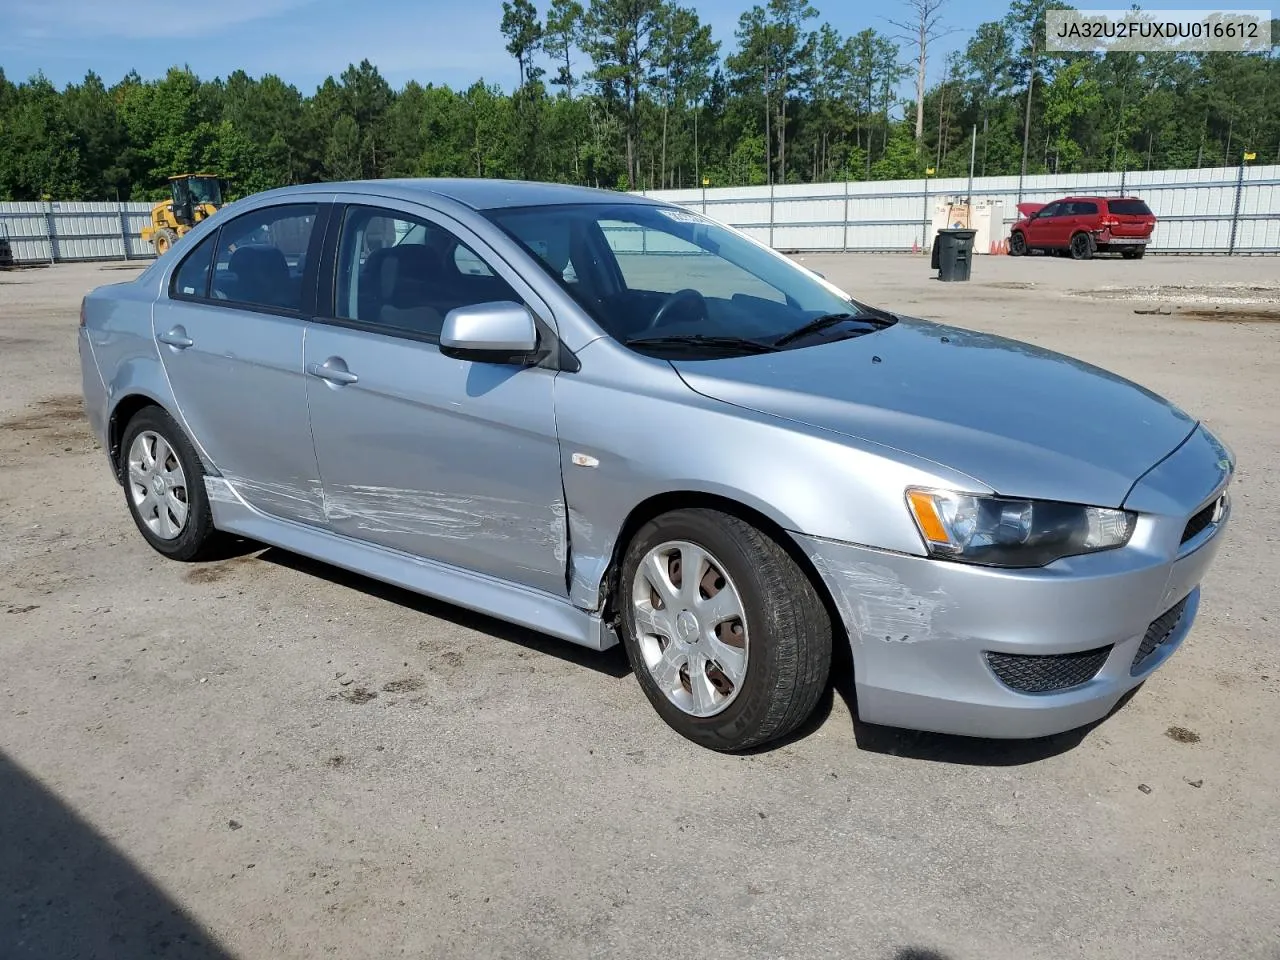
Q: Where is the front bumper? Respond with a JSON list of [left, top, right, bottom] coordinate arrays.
[[797, 426, 1233, 739]]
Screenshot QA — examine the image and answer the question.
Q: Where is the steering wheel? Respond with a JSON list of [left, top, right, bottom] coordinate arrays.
[[646, 288, 708, 331]]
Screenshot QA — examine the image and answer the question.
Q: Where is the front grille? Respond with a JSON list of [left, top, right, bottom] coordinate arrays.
[[986, 646, 1112, 694], [1131, 596, 1189, 673]]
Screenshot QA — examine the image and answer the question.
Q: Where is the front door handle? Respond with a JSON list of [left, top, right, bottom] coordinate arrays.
[[307, 359, 359, 386], [158, 327, 193, 349]]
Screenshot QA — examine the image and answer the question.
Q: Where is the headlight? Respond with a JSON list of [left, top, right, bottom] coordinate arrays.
[[905, 487, 1136, 568]]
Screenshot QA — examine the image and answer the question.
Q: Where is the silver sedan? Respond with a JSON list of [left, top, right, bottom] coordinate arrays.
[[77, 178, 1235, 751]]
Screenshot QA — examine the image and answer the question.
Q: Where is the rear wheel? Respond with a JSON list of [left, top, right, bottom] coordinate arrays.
[[1069, 231, 1095, 260], [1009, 231, 1027, 257], [119, 406, 219, 561], [1122, 246, 1146, 260], [618, 508, 832, 752], [153, 227, 179, 257]]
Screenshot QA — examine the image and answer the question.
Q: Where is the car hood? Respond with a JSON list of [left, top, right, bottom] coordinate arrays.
[[671, 317, 1198, 508], [1016, 202, 1045, 217]]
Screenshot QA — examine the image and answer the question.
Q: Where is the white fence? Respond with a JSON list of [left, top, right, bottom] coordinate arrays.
[[639, 164, 1280, 255], [3, 164, 1277, 264], [0, 201, 157, 263]]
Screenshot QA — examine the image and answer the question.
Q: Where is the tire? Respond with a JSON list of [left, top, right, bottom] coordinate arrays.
[[1069, 231, 1094, 260], [1122, 246, 1145, 260], [153, 228, 179, 257], [1009, 232, 1027, 257], [119, 406, 220, 562], [617, 508, 832, 752]]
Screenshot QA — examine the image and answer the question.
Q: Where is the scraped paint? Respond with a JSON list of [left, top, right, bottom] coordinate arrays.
[[811, 553, 949, 645], [322, 483, 566, 555], [217, 473, 326, 524]]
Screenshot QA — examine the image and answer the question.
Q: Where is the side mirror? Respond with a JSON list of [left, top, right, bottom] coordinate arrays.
[[439, 301, 539, 363]]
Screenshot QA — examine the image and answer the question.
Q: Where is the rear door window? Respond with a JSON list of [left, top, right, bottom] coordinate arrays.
[[210, 204, 319, 313], [1069, 201, 1098, 215], [1108, 199, 1153, 216]]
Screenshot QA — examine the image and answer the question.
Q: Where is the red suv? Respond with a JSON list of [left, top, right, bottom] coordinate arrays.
[[1009, 196, 1156, 260]]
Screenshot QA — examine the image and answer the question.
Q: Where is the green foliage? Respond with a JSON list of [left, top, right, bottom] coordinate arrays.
[[0, 1, 1276, 203]]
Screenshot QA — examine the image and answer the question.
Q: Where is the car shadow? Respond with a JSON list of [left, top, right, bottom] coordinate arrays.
[[215, 542, 1126, 763], [0, 750, 235, 960], [256, 547, 633, 679]]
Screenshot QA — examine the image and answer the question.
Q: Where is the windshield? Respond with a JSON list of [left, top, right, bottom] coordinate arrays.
[[188, 177, 222, 206], [483, 202, 889, 352]]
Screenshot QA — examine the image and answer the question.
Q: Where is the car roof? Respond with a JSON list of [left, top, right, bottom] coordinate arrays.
[[285, 177, 655, 211], [1057, 195, 1145, 202]]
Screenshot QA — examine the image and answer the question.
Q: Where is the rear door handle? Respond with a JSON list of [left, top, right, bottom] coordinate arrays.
[[307, 360, 359, 386], [158, 327, 193, 349]]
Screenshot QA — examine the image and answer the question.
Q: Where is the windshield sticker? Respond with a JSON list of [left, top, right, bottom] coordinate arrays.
[[657, 208, 708, 225]]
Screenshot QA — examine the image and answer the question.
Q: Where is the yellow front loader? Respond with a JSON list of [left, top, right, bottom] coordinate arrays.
[[141, 173, 225, 256]]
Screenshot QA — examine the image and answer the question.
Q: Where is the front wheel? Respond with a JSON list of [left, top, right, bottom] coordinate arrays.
[[1009, 231, 1027, 256], [618, 508, 832, 751], [153, 227, 179, 257]]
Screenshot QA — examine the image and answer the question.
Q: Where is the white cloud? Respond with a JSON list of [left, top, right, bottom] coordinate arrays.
[[8, 0, 319, 40]]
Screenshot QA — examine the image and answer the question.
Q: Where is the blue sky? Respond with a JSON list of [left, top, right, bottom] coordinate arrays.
[[1, 0, 1226, 95]]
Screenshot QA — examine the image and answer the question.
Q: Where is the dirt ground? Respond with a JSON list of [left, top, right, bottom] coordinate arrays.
[[2, 253, 1278, 960]]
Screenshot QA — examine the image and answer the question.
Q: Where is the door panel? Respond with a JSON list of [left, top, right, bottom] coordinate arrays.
[[154, 202, 328, 524], [303, 326, 567, 595], [156, 300, 324, 523], [1024, 203, 1058, 246], [304, 200, 568, 596]]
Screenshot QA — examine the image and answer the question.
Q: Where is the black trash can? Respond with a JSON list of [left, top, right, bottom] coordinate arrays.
[[934, 228, 976, 282]]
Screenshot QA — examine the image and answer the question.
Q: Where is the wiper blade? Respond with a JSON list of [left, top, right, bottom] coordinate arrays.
[[624, 334, 779, 354], [772, 311, 891, 348]]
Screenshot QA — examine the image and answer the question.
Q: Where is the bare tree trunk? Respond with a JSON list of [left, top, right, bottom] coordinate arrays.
[[661, 101, 668, 189], [914, 17, 927, 141], [764, 65, 772, 184], [779, 81, 788, 184], [888, 0, 949, 143], [936, 75, 947, 169], [1020, 40, 1036, 177]]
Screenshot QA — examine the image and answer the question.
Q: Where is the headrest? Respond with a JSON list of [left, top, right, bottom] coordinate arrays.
[[228, 244, 288, 280], [377, 244, 442, 305]]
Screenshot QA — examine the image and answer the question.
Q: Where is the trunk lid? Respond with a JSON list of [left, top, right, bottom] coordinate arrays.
[[1105, 198, 1156, 237]]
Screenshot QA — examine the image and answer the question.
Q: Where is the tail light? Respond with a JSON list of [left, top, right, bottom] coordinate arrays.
[[1100, 217, 1120, 228]]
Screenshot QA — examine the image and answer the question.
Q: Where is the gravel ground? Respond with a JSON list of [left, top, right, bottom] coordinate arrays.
[[2, 253, 1278, 960]]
